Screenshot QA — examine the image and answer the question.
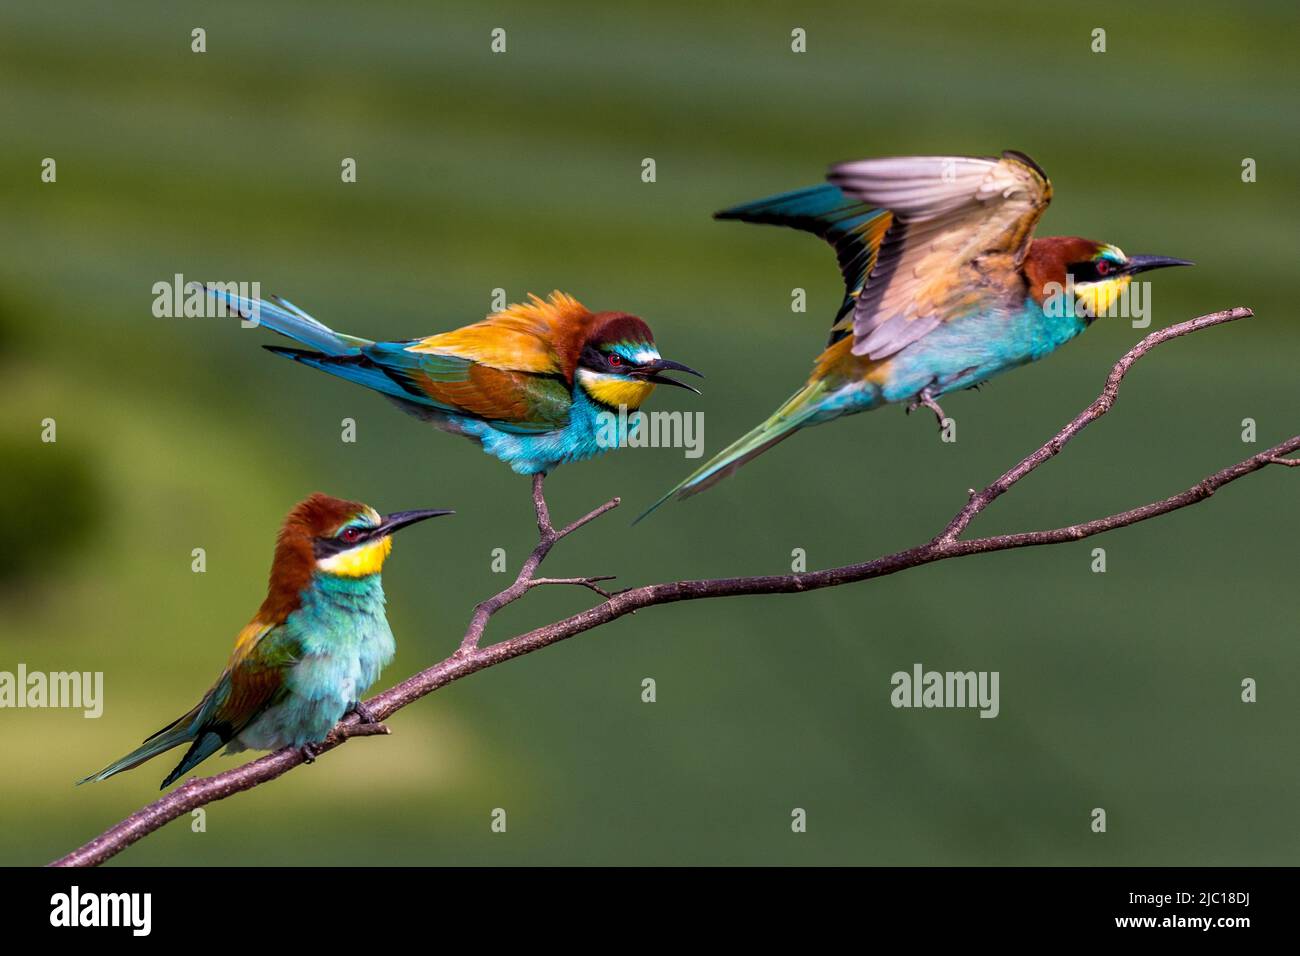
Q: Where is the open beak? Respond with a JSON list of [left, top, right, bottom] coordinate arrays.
[[377, 508, 454, 536], [1125, 255, 1195, 276], [638, 358, 704, 394]]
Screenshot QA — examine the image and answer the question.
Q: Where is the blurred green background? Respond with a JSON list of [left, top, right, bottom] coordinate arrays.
[[1, 0, 1296, 866]]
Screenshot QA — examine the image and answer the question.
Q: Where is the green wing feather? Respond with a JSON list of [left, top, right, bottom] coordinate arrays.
[[79, 622, 300, 788]]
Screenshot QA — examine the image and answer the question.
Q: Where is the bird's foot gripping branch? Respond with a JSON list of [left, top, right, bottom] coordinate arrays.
[[51, 306, 1297, 868]]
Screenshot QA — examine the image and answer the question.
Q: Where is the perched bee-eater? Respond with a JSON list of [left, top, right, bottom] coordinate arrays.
[[207, 287, 701, 475], [80, 493, 451, 789], [645, 150, 1192, 513]]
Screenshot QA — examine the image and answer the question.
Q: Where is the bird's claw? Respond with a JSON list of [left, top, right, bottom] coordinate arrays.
[[905, 387, 947, 428], [347, 700, 379, 725], [300, 742, 323, 764]]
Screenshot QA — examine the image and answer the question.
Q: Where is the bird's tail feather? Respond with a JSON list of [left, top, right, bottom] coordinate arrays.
[[78, 718, 199, 786], [636, 380, 830, 522], [157, 731, 228, 789], [206, 285, 370, 356], [263, 346, 419, 401]]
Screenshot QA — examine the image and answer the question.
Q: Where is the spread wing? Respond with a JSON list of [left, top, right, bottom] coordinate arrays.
[[714, 184, 893, 346], [826, 151, 1052, 359], [364, 292, 590, 432]]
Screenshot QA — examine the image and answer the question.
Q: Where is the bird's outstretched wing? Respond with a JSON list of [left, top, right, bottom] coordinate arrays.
[[827, 150, 1052, 359], [715, 185, 892, 344]]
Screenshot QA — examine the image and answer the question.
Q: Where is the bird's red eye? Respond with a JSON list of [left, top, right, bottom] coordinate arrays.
[[608, 353, 623, 367], [341, 527, 363, 543], [1096, 260, 1111, 276]]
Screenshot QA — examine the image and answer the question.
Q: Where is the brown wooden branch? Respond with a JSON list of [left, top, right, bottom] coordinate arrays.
[[51, 306, 1294, 868], [457, 473, 619, 654], [935, 306, 1255, 544]]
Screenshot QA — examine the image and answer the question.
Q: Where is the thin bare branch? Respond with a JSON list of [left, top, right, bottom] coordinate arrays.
[[50, 306, 1294, 868], [457, 473, 620, 654], [527, 576, 617, 598], [936, 306, 1254, 543]]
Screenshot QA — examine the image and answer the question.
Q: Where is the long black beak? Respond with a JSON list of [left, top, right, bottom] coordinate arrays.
[[639, 358, 704, 394], [1125, 255, 1195, 276], [377, 508, 454, 536]]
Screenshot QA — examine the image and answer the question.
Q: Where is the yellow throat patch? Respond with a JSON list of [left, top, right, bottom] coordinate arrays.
[[1075, 275, 1131, 320], [578, 369, 656, 411], [317, 535, 393, 577]]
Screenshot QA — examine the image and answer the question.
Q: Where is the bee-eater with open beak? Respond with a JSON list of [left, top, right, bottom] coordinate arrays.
[[80, 493, 451, 789], [644, 150, 1192, 514], [207, 287, 702, 476]]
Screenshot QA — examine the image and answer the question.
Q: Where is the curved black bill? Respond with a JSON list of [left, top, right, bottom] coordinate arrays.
[[378, 509, 455, 536], [1126, 255, 1195, 275], [640, 358, 704, 394]]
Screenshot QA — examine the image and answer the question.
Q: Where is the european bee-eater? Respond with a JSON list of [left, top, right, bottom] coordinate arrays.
[[645, 150, 1192, 513], [80, 493, 451, 789], [207, 287, 702, 475]]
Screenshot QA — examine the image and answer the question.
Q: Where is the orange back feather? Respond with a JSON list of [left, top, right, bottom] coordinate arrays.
[[408, 291, 595, 382]]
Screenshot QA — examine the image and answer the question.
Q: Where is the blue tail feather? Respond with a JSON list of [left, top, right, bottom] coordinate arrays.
[[158, 731, 227, 789], [264, 346, 428, 403], [78, 720, 198, 786], [206, 285, 367, 356]]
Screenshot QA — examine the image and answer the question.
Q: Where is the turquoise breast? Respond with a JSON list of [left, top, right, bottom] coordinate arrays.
[[882, 299, 1088, 403], [234, 572, 395, 751], [451, 386, 640, 474]]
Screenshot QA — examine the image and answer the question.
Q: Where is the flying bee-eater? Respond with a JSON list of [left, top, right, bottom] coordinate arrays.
[[80, 493, 451, 789], [206, 287, 702, 476], [644, 150, 1192, 515]]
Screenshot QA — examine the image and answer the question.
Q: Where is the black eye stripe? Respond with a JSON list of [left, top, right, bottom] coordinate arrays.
[[580, 345, 635, 370], [1069, 260, 1120, 282], [314, 525, 371, 559]]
